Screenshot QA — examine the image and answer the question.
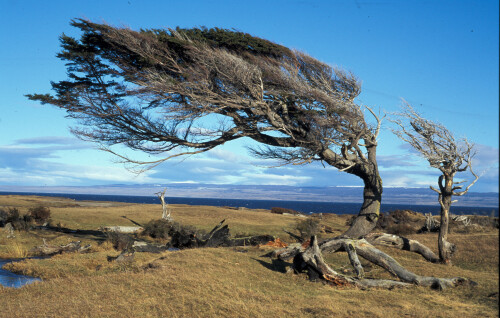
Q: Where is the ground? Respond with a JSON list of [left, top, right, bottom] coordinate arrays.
[[0, 195, 498, 317]]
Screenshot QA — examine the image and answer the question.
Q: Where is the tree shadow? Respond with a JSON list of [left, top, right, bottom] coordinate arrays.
[[40, 225, 107, 241], [252, 257, 291, 274], [121, 215, 143, 227]]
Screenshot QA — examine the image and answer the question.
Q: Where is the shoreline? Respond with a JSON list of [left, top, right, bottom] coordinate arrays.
[[1, 192, 498, 216]]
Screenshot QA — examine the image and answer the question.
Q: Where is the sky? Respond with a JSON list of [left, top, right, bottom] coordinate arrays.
[[0, 0, 498, 192]]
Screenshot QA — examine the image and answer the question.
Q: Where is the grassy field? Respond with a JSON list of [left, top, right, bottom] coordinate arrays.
[[0, 195, 498, 317]]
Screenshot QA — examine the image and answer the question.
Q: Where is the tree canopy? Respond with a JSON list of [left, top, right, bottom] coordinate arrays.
[[28, 19, 378, 172], [28, 19, 383, 238]]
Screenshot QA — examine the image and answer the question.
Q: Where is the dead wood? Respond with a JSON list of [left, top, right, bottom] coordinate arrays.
[[167, 219, 275, 249], [353, 239, 473, 289], [31, 240, 91, 256], [291, 236, 412, 289], [365, 232, 440, 263], [107, 251, 135, 263], [272, 235, 475, 290]]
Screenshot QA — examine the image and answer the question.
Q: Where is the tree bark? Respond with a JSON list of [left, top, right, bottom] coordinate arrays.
[[365, 233, 440, 263], [438, 194, 455, 264], [340, 144, 382, 239], [438, 175, 456, 264], [341, 172, 382, 239]]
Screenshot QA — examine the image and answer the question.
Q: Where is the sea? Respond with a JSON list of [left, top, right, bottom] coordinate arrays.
[[1, 191, 498, 216]]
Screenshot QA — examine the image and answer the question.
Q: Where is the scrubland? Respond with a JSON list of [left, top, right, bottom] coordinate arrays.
[[0, 195, 498, 317]]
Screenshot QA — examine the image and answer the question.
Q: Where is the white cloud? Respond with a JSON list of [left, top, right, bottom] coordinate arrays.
[[240, 172, 312, 185]]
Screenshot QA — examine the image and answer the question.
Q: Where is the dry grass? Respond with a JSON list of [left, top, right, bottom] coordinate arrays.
[[5, 242, 29, 258], [0, 195, 498, 317]]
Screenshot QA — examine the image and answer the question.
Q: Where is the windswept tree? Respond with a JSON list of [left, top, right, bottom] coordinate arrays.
[[28, 20, 473, 289], [391, 102, 479, 264], [27, 19, 383, 239]]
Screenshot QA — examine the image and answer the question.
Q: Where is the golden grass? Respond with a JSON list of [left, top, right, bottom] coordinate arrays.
[[0, 195, 498, 317], [5, 242, 29, 259]]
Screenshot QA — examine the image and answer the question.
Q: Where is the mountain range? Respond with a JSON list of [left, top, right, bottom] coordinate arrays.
[[0, 184, 497, 208]]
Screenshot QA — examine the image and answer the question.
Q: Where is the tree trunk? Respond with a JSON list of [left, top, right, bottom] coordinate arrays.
[[341, 174, 382, 239], [436, 173, 457, 265], [438, 193, 456, 264], [156, 188, 171, 220], [341, 144, 382, 239]]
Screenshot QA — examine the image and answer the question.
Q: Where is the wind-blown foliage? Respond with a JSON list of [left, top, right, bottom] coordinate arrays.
[[28, 19, 383, 239]]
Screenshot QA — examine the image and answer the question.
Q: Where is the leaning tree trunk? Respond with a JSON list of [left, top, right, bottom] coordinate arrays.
[[342, 148, 382, 239]]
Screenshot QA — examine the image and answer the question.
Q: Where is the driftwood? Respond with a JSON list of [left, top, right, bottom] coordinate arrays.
[[273, 235, 475, 290], [31, 240, 91, 256]]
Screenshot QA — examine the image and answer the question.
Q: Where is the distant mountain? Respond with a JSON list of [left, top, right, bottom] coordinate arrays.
[[0, 184, 498, 208]]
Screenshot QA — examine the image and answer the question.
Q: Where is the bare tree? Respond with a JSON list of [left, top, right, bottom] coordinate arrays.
[[391, 101, 479, 264], [27, 20, 474, 289], [155, 188, 171, 220]]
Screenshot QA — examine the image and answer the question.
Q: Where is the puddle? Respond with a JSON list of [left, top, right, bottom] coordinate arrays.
[[0, 258, 41, 288]]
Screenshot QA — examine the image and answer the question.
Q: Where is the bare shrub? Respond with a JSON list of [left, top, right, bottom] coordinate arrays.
[[375, 210, 424, 235], [143, 219, 204, 241], [469, 215, 499, 229], [449, 215, 498, 233], [29, 206, 51, 224], [6, 207, 20, 223], [0, 208, 10, 226], [106, 232, 135, 251], [0, 208, 32, 231], [143, 219, 171, 239], [271, 207, 301, 215], [385, 223, 417, 236], [295, 218, 321, 240]]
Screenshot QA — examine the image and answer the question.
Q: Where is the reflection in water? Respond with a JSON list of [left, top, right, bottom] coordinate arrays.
[[0, 259, 41, 288]]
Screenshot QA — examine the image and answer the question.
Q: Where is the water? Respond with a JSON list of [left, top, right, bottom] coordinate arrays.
[[0, 259, 41, 288], [1, 191, 497, 216]]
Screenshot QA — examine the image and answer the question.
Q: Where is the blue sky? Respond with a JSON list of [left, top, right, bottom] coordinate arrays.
[[0, 0, 498, 192]]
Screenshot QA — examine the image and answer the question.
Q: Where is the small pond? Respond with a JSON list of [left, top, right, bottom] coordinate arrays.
[[0, 258, 41, 288]]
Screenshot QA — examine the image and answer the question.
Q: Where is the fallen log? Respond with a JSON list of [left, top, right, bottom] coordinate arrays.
[[31, 240, 91, 256], [166, 219, 275, 249], [365, 232, 440, 263], [292, 236, 412, 289], [101, 226, 144, 234], [353, 238, 473, 290], [273, 235, 476, 290]]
